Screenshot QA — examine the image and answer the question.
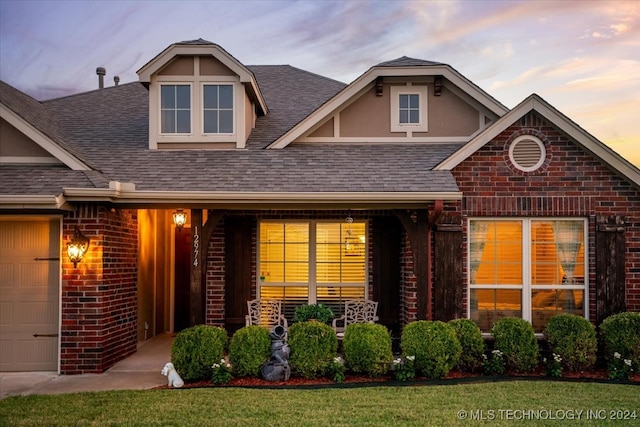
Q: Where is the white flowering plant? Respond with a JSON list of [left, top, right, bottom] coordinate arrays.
[[483, 349, 505, 376], [608, 352, 634, 381], [325, 356, 345, 383], [544, 353, 563, 378], [211, 359, 233, 384], [393, 355, 416, 381]]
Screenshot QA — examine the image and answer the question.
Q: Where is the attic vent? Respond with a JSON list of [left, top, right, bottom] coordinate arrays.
[[509, 135, 545, 172]]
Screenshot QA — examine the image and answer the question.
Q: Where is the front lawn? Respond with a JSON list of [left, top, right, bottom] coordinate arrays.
[[1, 381, 638, 426]]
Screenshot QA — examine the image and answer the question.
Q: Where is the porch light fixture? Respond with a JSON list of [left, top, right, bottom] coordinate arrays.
[[67, 226, 90, 268], [173, 209, 187, 231]]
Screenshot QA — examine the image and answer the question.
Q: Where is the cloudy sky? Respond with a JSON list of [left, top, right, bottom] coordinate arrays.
[[1, 0, 638, 165]]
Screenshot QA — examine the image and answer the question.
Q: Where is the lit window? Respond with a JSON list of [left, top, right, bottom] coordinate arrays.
[[469, 219, 586, 332], [259, 221, 367, 321], [160, 85, 191, 133], [203, 84, 234, 133]]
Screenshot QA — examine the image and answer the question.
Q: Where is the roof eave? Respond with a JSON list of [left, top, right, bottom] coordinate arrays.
[[0, 194, 73, 210]]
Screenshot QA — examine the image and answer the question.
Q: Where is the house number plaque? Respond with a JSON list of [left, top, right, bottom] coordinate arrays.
[[193, 225, 200, 267]]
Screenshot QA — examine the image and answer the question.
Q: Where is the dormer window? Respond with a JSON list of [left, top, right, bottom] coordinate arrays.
[[203, 84, 233, 134], [390, 84, 428, 133], [161, 84, 191, 134]]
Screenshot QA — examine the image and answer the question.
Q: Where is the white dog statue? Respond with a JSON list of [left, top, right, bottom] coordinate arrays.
[[161, 362, 184, 388]]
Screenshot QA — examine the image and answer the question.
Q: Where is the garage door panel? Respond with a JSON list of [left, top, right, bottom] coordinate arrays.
[[0, 218, 59, 372]]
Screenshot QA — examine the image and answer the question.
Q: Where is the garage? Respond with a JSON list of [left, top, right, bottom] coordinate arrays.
[[0, 217, 60, 371]]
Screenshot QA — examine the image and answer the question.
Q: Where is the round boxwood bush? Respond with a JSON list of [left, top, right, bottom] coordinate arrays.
[[599, 312, 640, 367], [544, 314, 597, 372], [171, 325, 228, 382], [491, 318, 539, 373], [228, 325, 271, 377], [288, 320, 338, 379], [400, 320, 461, 379], [449, 319, 484, 372], [343, 323, 393, 377]]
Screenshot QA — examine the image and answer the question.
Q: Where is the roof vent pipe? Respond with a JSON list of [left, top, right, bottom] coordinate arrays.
[[96, 67, 106, 89], [114, 76, 120, 86]]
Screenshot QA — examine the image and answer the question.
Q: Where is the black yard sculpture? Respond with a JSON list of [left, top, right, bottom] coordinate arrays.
[[261, 324, 290, 381]]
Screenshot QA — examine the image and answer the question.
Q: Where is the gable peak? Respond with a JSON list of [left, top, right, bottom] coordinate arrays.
[[375, 56, 444, 68]]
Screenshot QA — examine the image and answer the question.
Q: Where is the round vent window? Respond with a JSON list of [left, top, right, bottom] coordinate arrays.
[[508, 135, 546, 172]]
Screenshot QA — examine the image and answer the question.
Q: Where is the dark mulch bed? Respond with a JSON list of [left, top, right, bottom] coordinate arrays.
[[156, 368, 639, 390]]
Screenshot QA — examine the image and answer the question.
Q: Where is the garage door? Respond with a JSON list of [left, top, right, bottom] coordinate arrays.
[[0, 217, 60, 371]]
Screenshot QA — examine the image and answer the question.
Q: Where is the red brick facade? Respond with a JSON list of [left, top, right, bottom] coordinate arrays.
[[451, 112, 640, 318], [60, 206, 138, 374]]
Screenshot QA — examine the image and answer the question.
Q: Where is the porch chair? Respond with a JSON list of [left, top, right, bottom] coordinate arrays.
[[245, 299, 288, 330], [332, 299, 379, 339]]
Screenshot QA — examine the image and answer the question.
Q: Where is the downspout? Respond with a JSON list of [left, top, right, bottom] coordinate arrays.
[[427, 200, 444, 320]]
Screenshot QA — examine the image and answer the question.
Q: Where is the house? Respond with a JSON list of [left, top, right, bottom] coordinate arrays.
[[1, 39, 638, 374]]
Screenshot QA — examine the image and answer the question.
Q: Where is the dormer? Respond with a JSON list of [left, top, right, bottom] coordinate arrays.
[[137, 39, 267, 150]]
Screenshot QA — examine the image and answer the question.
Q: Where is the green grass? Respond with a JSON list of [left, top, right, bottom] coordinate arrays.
[[1, 381, 638, 426]]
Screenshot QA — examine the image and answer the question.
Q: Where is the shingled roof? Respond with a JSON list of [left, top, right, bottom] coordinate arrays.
[[1, 60, 462, 201]]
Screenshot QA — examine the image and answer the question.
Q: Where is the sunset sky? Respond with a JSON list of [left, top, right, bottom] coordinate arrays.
[[1, 0, 638, 166]]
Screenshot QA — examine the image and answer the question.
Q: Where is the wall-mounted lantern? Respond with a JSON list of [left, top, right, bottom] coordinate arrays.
[[67, 226, 90, 267], [173, 209, 187, 231]]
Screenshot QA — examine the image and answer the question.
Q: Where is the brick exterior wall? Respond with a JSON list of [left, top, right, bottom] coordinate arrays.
[[451, 111, 640, 320], [60, 205, 138, 374]]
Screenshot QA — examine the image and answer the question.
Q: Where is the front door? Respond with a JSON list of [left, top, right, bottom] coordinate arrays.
[[174, 228, 191, 332]]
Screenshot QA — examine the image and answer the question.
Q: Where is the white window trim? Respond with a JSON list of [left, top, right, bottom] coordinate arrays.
[[257, 220, 369, 304], [201, 82, 235, 136], [467, 217, 589, 326], [159, 82, 193, 136], [390, 84, 428, 134]]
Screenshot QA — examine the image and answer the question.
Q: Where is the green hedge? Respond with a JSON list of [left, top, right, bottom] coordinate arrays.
[[544, 314, 597, 372], [343, 323, 393, 377], [228, 326, 271, 377], [171, 325, 228, 382], [599, 312, 640, 367], [401, 321, 461, 379], [449, 319, 484, 372], [288, 320, 338, 379], [491, 318, 538, 373]]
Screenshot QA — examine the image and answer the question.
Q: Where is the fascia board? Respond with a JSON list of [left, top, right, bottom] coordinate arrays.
[[0, 104, 90, 171], [137, 45, 268, 115], [62, 187, 462, 205], [268, 65, 508, 149], [0, 194, 72, 210]]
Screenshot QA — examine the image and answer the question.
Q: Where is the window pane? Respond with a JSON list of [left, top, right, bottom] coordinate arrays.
[[219, 85, 233, 108], [161, 86, 175, 108], [203, 110, 217, 133], [261, 243, 284, 262], [219, 110, 233, 133], [409, 110, 419, 123], [261, 223, 284, 243], [399, 110, 408, 124], [176, 85, 190, 108], [470, 288, 522, 331], [409, 94, 419, 108], [203, 85, 218, 109], [260, 262, 283, 282], [176, 110, 190, 133], [161, 110, 175, 133], [472, 221, 522, 285], [399, 94, 408, 108], [317, 286, 366, 318], [533, 220, 585, 286], [284, 262, 308, 282], [531, 289, 584, 332]]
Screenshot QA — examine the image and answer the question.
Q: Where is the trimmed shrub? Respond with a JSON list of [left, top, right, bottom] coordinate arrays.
[[228, 326, 271, 377], [449, 319, 484, 372], [491, 318, 539, 373], [343, 323, 393, 377], [293, 303, 334, 324], [288, 320, 338, 379], [400, 321, 462, 379], [171, 325, 228, 382], [600, 312, 640, 367], [544, 314, 597, 372]]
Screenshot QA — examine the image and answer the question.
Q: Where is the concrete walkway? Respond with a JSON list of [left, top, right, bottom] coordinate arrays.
[[0, 333, 173, 399]]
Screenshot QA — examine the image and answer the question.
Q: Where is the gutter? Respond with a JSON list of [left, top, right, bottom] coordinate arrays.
[[0, 194, 73, 211]]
